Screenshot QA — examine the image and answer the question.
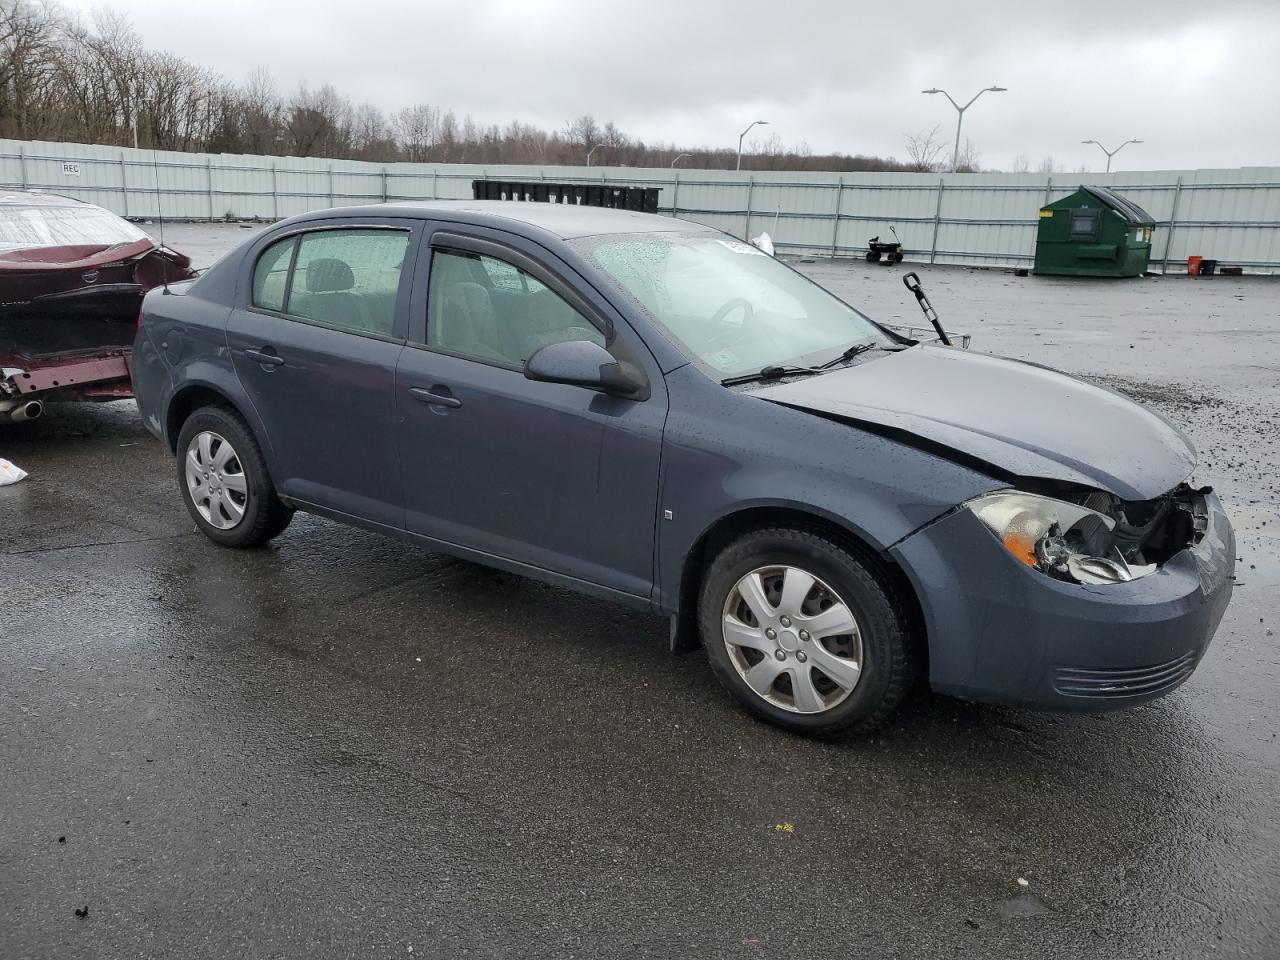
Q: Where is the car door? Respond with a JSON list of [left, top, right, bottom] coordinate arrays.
[[226, 218, 421, 527], [396, 225, 667, 600]]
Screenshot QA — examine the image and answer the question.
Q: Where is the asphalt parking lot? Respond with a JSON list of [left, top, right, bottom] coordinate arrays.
[[3, 223, 1278, 959]]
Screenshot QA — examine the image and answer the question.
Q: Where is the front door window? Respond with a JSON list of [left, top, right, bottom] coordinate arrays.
[[426, 248, 605, 366]]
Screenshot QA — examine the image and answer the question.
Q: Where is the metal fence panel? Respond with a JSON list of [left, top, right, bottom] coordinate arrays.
[[3, 138, 1277, 273]]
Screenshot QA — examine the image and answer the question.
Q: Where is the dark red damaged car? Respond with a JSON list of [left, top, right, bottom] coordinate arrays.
[[0, 190, 195, 422]]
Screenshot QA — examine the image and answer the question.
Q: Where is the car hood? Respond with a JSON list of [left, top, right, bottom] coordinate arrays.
[[0, 238, 156, 272], [754, 345, 1196, 501]]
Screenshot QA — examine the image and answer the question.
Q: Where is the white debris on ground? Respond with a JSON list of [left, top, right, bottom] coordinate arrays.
[[0, 458, 28, 485]]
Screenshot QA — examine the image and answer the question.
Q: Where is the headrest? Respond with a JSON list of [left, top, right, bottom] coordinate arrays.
[[306, 257, 355, 293]]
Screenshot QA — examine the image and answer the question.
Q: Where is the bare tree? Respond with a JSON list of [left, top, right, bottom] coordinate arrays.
[[563, 113, 600, 160], [904, 125, 946, 172], [1037, 155, 1057, 174], [734, 133, 769, 170], [144, 52, 226, 150], [54, 7, 144, 144], [350, 101, 394, 159], [285, 82, 351, 157], [0, 0, 62, 139], [1011, 153, 1031, 174], [779, 139, 818, 171], [503, 119, 549, 164], [241, 67, 282, 154], [954, 138, 981, 174], [458, 113, 480, 161], [600, 120, 627, 150], [393, 103, 439, 162], [437, 109, 458, 162]]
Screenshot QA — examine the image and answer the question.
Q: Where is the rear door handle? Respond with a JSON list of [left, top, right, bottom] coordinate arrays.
[[245, 347, 284, 368], [409, 387, 462, 408]]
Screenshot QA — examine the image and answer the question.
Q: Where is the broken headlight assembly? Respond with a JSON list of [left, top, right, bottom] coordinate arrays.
[[967, 491, 1159, 585]]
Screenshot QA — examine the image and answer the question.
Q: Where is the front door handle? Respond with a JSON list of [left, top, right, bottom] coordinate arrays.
[[409, 387, 462, 409], [246, 347, 284, 368]]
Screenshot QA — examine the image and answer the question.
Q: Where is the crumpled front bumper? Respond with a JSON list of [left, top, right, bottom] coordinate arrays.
[[890, 492, 1235, 710]]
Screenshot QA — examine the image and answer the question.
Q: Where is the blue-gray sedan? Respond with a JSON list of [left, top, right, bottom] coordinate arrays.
[[132, 202, 1234, 736]]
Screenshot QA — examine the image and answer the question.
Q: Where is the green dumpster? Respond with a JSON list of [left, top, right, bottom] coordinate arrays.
[[1033, 186, 1155, 277]]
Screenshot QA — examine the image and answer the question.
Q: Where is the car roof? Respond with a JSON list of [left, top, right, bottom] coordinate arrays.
[[0, 190, 87, 208], [299, 200, 704, 240]]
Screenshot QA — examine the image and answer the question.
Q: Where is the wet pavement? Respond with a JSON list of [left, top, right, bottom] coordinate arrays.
[[2, 225, 1278, 959]]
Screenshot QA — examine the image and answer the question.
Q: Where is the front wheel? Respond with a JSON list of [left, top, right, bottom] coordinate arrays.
[[175, 405, 293, 548], [699, 528, 917, 737]]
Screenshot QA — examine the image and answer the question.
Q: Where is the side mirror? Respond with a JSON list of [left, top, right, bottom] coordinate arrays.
[[523, 339, 647, 398]]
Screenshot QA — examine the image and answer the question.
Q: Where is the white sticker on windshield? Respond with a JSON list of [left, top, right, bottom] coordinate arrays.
[[715, 239, 766, 256]]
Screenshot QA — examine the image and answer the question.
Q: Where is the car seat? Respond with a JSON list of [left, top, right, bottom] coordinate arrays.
[[437, 281, 509, 363], [296, 258, 373, 331]]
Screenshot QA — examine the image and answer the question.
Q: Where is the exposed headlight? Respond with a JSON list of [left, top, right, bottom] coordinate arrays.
[[966, 491, 1156, 585]]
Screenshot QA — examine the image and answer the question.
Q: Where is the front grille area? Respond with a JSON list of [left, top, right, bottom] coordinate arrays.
[[1053, 651, 1198, 700]]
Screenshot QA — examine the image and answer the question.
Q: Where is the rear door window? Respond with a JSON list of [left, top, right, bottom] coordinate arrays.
[[286, 229, 410, 337], [251, 227, 411, 338], [252, 236, 296, 312]]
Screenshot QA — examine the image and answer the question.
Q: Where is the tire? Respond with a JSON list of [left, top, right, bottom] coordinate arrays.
[[892, 251, 905, 263], [698, 527, 916, 737], [175, 405, 293, 548], [865, 251, 880, 263]]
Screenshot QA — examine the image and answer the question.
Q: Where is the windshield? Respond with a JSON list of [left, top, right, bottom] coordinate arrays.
[[0, 201, 151, 255], [572, 231, 891, 376]]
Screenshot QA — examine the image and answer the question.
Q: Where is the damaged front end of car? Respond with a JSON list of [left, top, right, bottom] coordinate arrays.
[[966, 482, 1211, 586], [890, 475, 1234, 711]]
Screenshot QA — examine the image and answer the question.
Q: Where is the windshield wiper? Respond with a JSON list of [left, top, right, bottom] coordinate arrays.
[[719, 341, 880, 387], [720, 365, 820, 387], [815, 340, 877, 369]]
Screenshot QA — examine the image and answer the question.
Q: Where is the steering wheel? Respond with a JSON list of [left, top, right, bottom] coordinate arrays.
[[704, 297, 756, 350]]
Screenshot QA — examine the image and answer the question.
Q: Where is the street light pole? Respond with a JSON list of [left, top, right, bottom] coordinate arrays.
[[922, 86, 1007, 172], [1081, 139, 1143, 173], [736, 120, 769, 171], [586, 143, 603, 167], [671, 153, 690, 168]]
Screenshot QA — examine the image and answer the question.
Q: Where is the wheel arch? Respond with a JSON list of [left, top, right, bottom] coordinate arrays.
[[166, 383, 237, 450], [164, 380, 277, 481], [670, 504, 927, 674]]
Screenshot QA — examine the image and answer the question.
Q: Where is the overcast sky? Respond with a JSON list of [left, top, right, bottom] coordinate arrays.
[[59, 0, 1280, 171]]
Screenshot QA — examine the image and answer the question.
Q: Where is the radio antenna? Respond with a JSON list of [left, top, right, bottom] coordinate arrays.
[[150, 148, 166, 250], [151, 147, 169, 293]]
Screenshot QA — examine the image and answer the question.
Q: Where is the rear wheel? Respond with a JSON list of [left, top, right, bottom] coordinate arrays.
[[865, 251, 880, 263], [699, 528, 916, 736], [176, 406, 292, 548]]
